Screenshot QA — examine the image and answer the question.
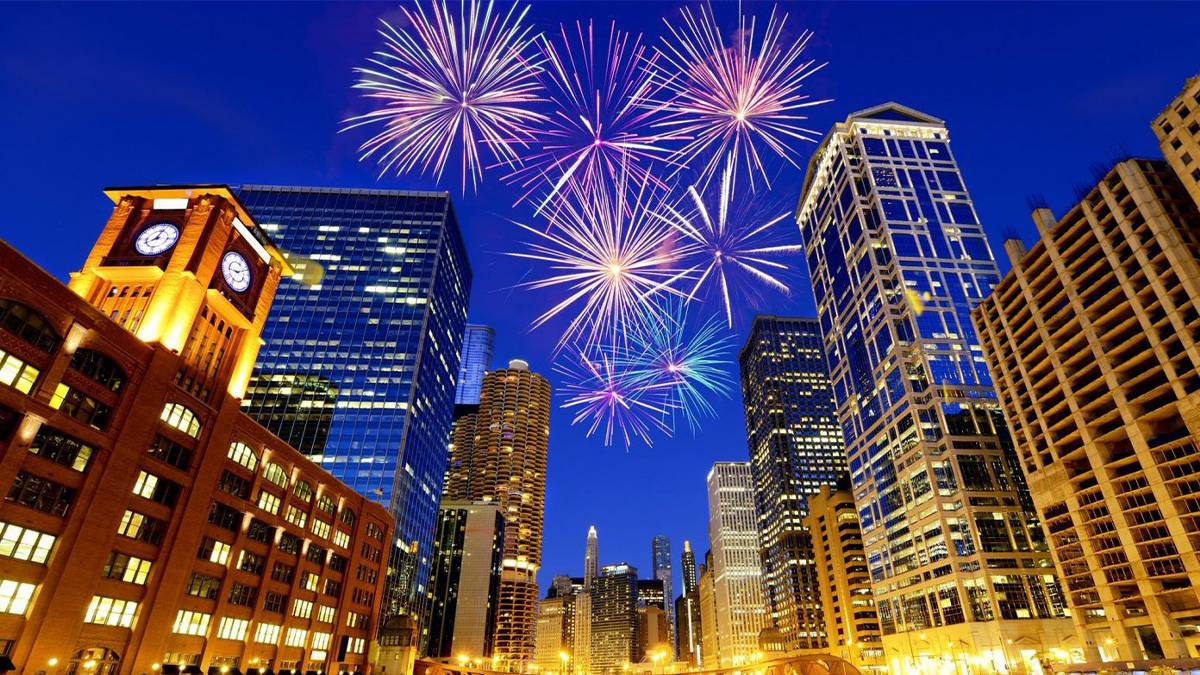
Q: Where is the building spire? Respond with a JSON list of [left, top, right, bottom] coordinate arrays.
[[584, 525, 599, 591]]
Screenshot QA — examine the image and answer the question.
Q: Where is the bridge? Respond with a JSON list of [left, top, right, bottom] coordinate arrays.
[[413, 654, 864, 675]]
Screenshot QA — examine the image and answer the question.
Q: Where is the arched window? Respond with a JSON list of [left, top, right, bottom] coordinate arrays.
[[69, 349, 126, 392], [160, 403, 200, 438], [262, 462, 288, 488], [0, 298, 59, 353], [317, 495, 336, 517], [339, 507, 356, 527], [292, 479, 313, 503], [227, 442, 259, 472]]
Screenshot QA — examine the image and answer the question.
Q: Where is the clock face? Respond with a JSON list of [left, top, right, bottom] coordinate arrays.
[[134, 222, 179, 255], [221, 251, 252, 293]]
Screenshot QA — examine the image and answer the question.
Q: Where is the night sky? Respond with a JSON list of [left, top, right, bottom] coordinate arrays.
[[2, 2, 1197, 597]]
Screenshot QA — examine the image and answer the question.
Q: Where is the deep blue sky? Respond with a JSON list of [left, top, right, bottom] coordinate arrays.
[[2, 2, 1197, 596]]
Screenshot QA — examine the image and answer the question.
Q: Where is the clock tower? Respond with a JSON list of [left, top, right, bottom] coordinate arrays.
[[68, 185, 292, 401]]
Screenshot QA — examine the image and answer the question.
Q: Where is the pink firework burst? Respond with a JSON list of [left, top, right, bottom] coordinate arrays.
[[651, 2, 831, 190], [557, 342, 673, 448], [342, 0, 546, 191]]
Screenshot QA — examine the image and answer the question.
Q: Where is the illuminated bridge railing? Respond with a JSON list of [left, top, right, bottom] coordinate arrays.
[[414, 654, 864, 675]]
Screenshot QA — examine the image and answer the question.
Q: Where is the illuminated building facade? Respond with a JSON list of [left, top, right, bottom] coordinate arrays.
[[585, 526, 599, 591], [797, 104, 1072, 671], [739, 315, 844, 650], [535, 594, 575, 674], [973, 157, 1200, 661], [424, 501, 504, 660], [1154, 73, 1200, 209], [805, 482, 884, 672], [591, 563, 639, 674], [649, 535, 674, 656], [705, 462, 767, 667], [456, 324, 495, 407], [675, 541, 701, 666], [697, 557, 718, 667], [0, 186, 391, 674], [236, 185, 471, 614], [443, 360, 551, 670]]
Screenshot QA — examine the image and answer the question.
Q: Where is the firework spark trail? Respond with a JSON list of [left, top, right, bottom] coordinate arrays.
[[652, 160, 803, 327], [558, 342, 674, 447], [622, 303, 733, 433], [650, 2, 830, 190], [508, 167, 697, 349], [342, 0, 546, 191], [502, 19, 678, 214]]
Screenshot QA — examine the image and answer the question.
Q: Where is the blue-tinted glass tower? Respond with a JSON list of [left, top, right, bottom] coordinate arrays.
[[796, 105, 1069, 665], [455, 324, 494, 406], [650, 534, 675, 655], [236, 185, 471, 615]]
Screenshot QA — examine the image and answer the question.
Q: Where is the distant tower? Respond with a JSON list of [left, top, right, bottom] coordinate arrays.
[[680, 540, 698, 595], [443, 359, 551, 670], [455, 324, 495, 406], [706, 462, 767, 667], [676, 540, 702, 665], [650, 535, 675, 656], [591, 563, 640, 674], [584, 525, 599, 590]]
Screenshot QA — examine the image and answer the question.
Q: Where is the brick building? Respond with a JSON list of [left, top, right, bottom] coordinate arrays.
[[0, 186, 390, 674]]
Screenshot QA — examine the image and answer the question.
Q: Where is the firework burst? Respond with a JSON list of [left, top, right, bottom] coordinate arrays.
[[651, 3, 830, 190], [557, 342, 673, 447], [623, 302, 733, 432], [653, 161, 803, 327], [508, 167, 695, 348], [343, 0, 546, 191], [505, 20, 676, 213]]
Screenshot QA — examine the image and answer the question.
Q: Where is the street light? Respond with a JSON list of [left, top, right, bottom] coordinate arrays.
[[560, 651, 571, 675]]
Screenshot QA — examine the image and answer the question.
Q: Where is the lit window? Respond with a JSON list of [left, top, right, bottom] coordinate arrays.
[[285, 505, 307, 529], [199, 537, 231, 565], [160, 403, 201, 438], [227, 442, 259, 472], [132, 471, 159, 499], [216, 616, 250, 640], [0, 579, 34, 615], [293, 480, 313, 503], [173, 609, 211, 636], [117, 511, 146, 538], [255, 622, 281, 644], [257, 490, 281, 515], [292, 597, 313, 619], [262, 462, 288, 488], [311, 519, 330, 539], [102, 552, 152, 585], [0, 349, 39, 395], [317, 604, 336, 623], [0, 521, 55, 564], [348, 636, 366, 654], [285, 627, 307, 648], [333, 529, 350, 549], [84, 595, 137, 627], [302, 572, 319, 592]]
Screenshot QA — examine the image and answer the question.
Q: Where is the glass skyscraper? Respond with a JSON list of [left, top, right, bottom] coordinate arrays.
[[236, 185, 471, 614], [455, 323, 494, 406], [650, 534, 675, 655], [796, 104, 1071, 669], [738, 315, 844, 650]]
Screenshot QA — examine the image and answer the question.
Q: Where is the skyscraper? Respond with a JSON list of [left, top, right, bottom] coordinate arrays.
[[797, 103, 1071, 669], [739, 315, 843, 649], [425, 501, 505, 659], [584, 525, 599, 591], [236, 185, 471, 615], [973, 156, 1200, 661], [1153, 73, 1200, 208], [680, 540, 697, 595], [456, 324, 495, 407], [705, 462, 767, 667], [591, 563, 640, 674], [443, 359, 551, 670], [650, 535, 675, 655], [536, 594, 577, 674], [697, 558, 719, 667], [675, 540, 702, 665]]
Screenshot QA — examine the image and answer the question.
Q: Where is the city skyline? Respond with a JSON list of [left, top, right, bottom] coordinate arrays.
[[3, 1, 1200, 599]]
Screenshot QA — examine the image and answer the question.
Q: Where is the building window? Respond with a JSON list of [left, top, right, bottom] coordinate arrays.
[[0, 521, 55, 564], [344, 636, 366, 654], [208, 501, 242, 532], [147, 434, 193, 471], [228, 582, 258, 607], [254, 622, 281, 644], [69, 348, 126, 392], [292, 480, 313, 503], [132, 470, 181, 506], [339, 507, 356, 527], [28, 425, 93, 471], [263, 591, 287, 614], [256, 489, 281, 515], [0, 299, 59, 352], [324, 579, 342, 597], [172, 609, 211, 636], [262, 461, 288, 488], [49, 384, 111, 429], [317, 604, 336, 623], [7, 471, 74, 517], [284, 627, 308, 648], [237, 550, 266, 576], [198, 536, 231, 565], [278, 532, 301, 555], [292, 597, 314, 619], [329, 553, 348, 573], [333, 529, 350, 549], [216, 469, 252, 500], [84, 595, 137, 627], [301, 572, 319, 592], [284, 505, 307, 529], [216, 616, 250, 640], [185, 572, 221, 600], [247, 518, 275, 544], [161, 403, 200, 438], [0, 579, 34, 615], [102, 552, 152, 585], [317, 495, 336, 516], [227, 442, 259, 472], [311, 519, 331, 540], [306, 544, 327, 565], [117, 510, 165, 545], [271, 562, 295, 584]]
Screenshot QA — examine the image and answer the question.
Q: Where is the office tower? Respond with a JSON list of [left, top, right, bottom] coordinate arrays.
[[649, 535, 675, 656], [236, 185, 471, 615], [584, 525, 599, 590], [0, 186, 391, 674], [674, 591, 701, 666], [680, 540, 697, 594], [456, 324, 495, 407], [739, 315, 844, 649], [548, 575, 583, 599], [536, 594, 577, 674], [636, 578, 666, 610], [805, 481, 884, 672], [424, 501, 505, 659], [797, 103, 1072, 668], [973, 157, 1200, 661], [443, 360, 551, 670], [573, 588, 593, 675], [1154, 73, 1200, 208], [591, 563, 640, 674], [697, 559, 719, 667], [705, 462, 767, 667]]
